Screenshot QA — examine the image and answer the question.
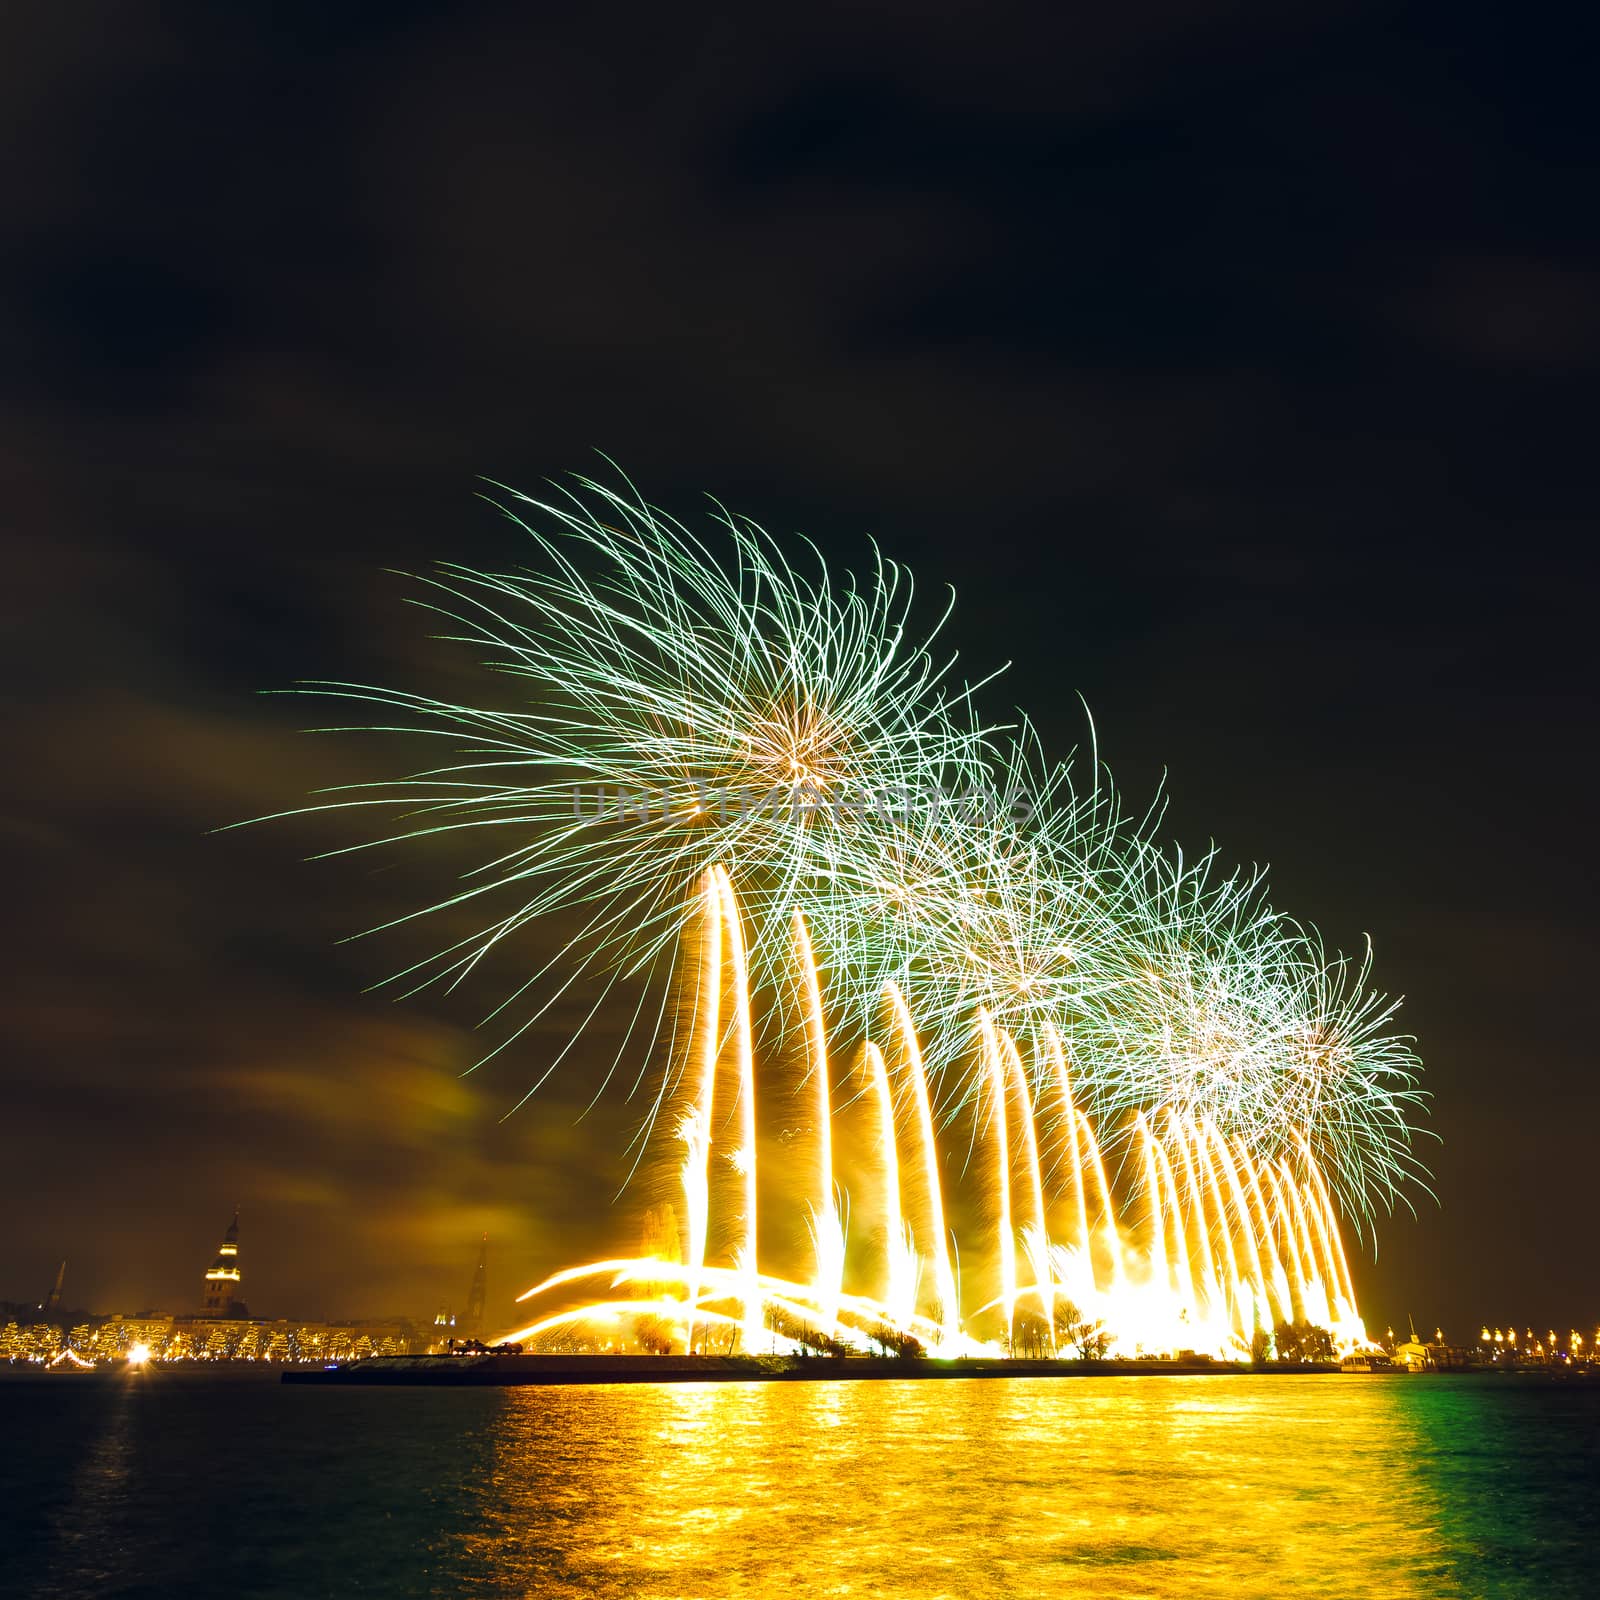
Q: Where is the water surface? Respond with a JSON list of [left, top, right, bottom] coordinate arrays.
[[4, 1372, 1594, 1597]]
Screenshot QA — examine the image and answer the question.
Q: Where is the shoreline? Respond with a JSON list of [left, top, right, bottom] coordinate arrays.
[[282, 1352, 1340, 1386]]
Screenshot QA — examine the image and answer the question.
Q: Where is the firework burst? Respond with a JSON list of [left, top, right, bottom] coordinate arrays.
[[247, 471, 1428, 1224]]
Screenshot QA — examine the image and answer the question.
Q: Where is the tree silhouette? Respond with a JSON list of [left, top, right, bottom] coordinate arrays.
[[1012, 1311, 1052, 1358], [1273, 1320, 1336, 1363], [865, 1321, 924, 1360], [1053, 1301, 1109, 1359], [634, 1314, 675, 1355]]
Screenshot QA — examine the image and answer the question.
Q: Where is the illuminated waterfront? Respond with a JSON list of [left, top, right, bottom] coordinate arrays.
[[5, 1373, 1594, 1598]]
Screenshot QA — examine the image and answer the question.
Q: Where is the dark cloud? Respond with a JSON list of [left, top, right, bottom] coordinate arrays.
[[1, 0, 1596, 1337]]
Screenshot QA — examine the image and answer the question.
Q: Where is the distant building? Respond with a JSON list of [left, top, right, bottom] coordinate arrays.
[[1393, 1318, 1431, 1372], [0, 1208, 476, 1367], [0, 1209, 441, 1366], [202, 1209, 247, 1317], [1392, 1337, 1431, 1372]]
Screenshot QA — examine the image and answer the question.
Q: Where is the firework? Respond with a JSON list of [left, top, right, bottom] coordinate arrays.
[[250, 471, 1427, 1223], [507, 879, 1375, 1359], [250, 474, 997, 1108]]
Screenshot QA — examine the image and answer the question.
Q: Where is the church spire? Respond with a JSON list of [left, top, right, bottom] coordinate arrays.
[[202, 1208, 244, 1317]]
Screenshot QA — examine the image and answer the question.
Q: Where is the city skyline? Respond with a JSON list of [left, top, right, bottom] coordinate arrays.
[[5, 1210, 499, 1332], [8, 1199, 1595, 1367]]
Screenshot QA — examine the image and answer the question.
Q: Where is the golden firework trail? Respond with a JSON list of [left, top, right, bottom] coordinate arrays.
[[511, 873, 1370, 1358]]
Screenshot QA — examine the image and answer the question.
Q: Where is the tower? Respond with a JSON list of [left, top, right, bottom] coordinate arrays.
[[202, 1209, 244, 1317], [465, 1235, 487, 1337], [42, 1260, 66, 1317]]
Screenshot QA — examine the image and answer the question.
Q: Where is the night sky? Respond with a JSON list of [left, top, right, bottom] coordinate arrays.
[[4, 2, 1596, 1339]]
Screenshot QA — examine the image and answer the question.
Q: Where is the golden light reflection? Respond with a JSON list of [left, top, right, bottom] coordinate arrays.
[[453, 1380, 1449, 1598]]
